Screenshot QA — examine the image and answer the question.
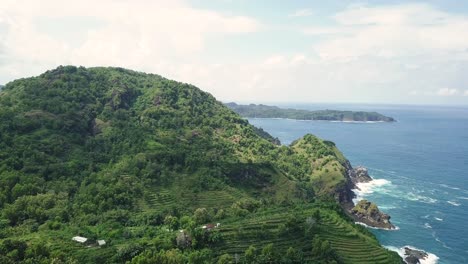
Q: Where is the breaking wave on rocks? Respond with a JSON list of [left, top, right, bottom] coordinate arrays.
[[352, 178, 391, 202], [355, 221, 399, 231], [385, 245, 439, 264]]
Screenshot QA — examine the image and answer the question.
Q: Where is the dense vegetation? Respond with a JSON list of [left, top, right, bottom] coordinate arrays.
[[0, 66, 401, 263], [225, 103, 395, 122]]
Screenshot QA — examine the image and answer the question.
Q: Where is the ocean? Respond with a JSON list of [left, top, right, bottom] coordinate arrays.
[[247, 104, 468, 264]]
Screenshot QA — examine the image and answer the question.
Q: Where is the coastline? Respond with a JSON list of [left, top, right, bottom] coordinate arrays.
[[348, 170, 437, 263], [246, 110, 468, 263], [342, 165, 396, 230], [247, 117, 391, 123], [385, 245, 439, 264]]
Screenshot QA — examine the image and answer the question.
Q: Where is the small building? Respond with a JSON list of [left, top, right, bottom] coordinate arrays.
[[72, 236, 88, 243], [202, 224, 216, 231], [97, 240, 106, 246]]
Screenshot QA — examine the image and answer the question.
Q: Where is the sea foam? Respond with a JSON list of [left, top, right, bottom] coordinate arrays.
[[385, 245, 439, 264], [405, 192, 438, 204], [353, 178, 391, 202], [447, 201, 461, 206], [355, 221, 400, 231]]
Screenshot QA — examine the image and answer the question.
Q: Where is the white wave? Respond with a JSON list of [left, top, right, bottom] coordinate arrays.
[[432, 231, 453, 250], [424, 223, 432, 229], [405, 192, 438, 204], [378, 205, 396, 210], [352, 178, 391, 201], [385, 245, 439, 264], [458, 196, 468, 200], [447, 200, 461, 206], [439, 183, 461, 190], [352, 177, 439, 205], [434, 217, 443, 221], [422, 214, 430, 219], [354, 221, 399, 231]]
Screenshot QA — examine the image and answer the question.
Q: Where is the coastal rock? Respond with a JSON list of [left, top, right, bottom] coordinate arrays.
[[338, 161, 394, 230], [403, 247, 429, 264], [350, 200, 395, 229], [348, 166, 372, 184]]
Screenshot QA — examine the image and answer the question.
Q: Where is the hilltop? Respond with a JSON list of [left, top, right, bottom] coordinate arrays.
[[0, 66, 401, 263], [226, 102, 395, 122]]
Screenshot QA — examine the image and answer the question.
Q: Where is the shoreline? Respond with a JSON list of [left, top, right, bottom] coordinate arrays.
[[385, 245, 439, 264], [348, 172, 437, 263], [354, 221, 400, 231], [247, 117, 392, 123], [343, 167, 396, 230]]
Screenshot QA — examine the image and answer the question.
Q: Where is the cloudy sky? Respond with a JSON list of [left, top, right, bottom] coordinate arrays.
[[1, 0, 468, 105]]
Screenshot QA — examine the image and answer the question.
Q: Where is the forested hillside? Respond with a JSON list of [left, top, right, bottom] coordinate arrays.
[[0, 66, 401, 263]]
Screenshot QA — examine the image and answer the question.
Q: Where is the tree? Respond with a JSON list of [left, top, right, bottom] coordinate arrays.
[[218, 254, 234, 264], [188, 249, 211, 264], [260, 243, 275, 263], [164, 215, 179, 230], [194, 208, 210, 224], [176, 231, 192, 249], [244, 245, 257, 263], [311, 237, 337, 262], [283, 247, 302, 263]]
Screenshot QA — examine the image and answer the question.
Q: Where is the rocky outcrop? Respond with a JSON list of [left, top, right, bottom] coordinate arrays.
[[350, 200, 395, 229], [338, 161, 395, 229], [403, 247, 429, 264], [348, 166, 372, 185]]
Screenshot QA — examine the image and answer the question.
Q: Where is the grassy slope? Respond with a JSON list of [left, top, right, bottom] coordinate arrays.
[[0, 66, 401, 263]]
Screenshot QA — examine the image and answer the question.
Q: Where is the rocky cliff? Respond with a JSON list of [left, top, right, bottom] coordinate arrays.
[[339, 162, 395, 229], [348, 166, 372, 185]]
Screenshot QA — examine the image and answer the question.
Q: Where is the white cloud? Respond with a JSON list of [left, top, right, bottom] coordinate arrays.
[[0, 0, 261, 81], [1, 1, 468, 104], [464, 90, 468, 96], [263, 55, 286, 66], [437, 88, 459, 96], [289, 9, 314, 18], [308, 3, 468, 60]]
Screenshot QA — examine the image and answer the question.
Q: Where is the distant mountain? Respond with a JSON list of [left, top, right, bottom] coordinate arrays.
[[226, 102, 396, 122], [0, 66, 401, 263]]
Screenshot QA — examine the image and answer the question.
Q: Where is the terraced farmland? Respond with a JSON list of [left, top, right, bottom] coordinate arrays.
[[318, 214, 400, 264], [213, 205, 402, 263]]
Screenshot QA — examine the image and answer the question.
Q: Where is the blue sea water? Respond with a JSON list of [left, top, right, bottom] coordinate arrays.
[[247, 104, 468, 264]]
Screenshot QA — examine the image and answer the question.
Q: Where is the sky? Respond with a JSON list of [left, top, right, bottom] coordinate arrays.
[[1, 0, 468, 105]]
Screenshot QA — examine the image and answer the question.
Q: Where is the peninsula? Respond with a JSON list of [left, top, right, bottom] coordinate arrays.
[[226, 102, 396, 122]]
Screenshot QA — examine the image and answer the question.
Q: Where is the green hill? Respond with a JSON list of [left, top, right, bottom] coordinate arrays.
[[0, 66, 401, 263], [225, 102, 395, 122]]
